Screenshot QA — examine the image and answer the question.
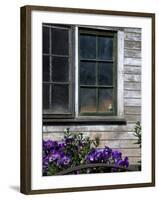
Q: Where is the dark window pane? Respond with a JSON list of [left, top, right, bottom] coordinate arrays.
[[80, 88, 96, 113], [98, 63, 113, 85], [51, 84, 69, 113], [43, 27, 50, 54], [43, 84, 50, 110], [80, 62, 96, 85], [98, 37, 113, 60], [80, 34, 96, 59], [52, 56, 69, 82], [43, 56, 50, 82], [98, 89, 113, 112], [51, 28, 69, 55]]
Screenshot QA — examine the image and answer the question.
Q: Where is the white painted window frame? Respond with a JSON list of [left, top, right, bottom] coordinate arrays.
[[75, 26, 124, 118]]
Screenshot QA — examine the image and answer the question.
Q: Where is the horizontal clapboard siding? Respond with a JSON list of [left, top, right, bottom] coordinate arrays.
[[124, 58, 141, 66], [124, 90, 141, 98], [43, 123, 136, 132], [124, 106, 141, 115], [124, 66, 141, 75], [124, 74, 141, 82], [124, 81, 141, 90], [124, 49, 141, 58], [125, 32, 141, 41], [43, 28, 142, 167], [124, 98, 141, 106], [125, 40, 141, 50], [124, 28, 141, 33]]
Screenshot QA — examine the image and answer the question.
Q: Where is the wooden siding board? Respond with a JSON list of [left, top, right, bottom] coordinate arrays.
[[128, 157, 141, 165], [112, 148, 141, 157], [124, 49, 141, 58], [124, 90, 141, 98], [99, 140, 140, 148], [124, 81, 141, 90], [124, 74, 141, 82], [125, 40, 141, 50], [124, 98, 141, 106], [124, 66, 141, 75], [125, 32, 141, 42], [124, 58, 141, 66], [124, 28, 141, 33], [124, 106, 141, 115], [43, 131, 138, 140], [43, 123, 137, 132], [125, 114, 141, 122]]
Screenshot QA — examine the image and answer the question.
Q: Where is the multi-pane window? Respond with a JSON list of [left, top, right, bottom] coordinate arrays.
[[42, 24, 74, 117], [42, 24, 117, 119], [79, 29, 117, 116]]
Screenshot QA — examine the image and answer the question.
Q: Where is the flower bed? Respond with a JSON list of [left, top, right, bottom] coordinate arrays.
[[43, 129, 129, 175]]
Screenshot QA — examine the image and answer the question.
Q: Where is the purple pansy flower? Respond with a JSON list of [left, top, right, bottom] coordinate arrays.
[[112, 151, 122, 160]]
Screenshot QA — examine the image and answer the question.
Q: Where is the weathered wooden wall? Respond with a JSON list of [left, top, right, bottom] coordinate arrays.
[[43, 27, 141, 167]]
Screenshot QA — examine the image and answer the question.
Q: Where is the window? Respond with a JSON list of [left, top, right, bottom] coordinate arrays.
[[42, 24, 74, 118], [79, 29, 117, 116], [42, 24, 123, 123]]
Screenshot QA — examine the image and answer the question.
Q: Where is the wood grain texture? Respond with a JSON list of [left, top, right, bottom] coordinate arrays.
[[124, 49, 141, 58], [43, 131, 137, 140], [43, 123, 136, 132], [124, 66, 141, 74], [124, 28, 141, 33], [124, 74, 141, 82], [124, 81, 141, 90], [124, 90, 141, 98], [125, 40, 141, 50], [124, 98, 141, 106], [124, 106, 141, 115], [125, 32, 141, 41], [125, 114, 141, 122], [124, 58, 141, 66]]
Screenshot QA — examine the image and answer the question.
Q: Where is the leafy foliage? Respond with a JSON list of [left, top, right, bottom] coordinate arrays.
[[133, 121, 142, 148], [43, 128, 129, 175]]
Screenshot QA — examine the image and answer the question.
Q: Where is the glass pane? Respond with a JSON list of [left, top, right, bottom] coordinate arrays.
[[51, 84, 69, 113], [43, 84, 50, 110], [52, 56, 69, 82], [80, 62, 96, 85], [80, 88, 96, 113], [51, 28, 69, 55], [80, 34, 96, 59], [43, 26, 50, 54], [98, 63, 113, 85], [43, 56, 50, 82], [98, 89, 113, 112], [98, 36, 113, 60]]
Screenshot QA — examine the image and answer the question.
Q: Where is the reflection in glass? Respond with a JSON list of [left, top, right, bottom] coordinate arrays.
[[51, 28, 69, 55], [43, 84, 50, 110], [43, 56, 50, 82], [80, 88, 96, 113], [98, 89, 113, 112], [98, 37, 113, 60], [80, 35, 96, 59], [52, 56, 69, 82], [98, 63, 113, 85], [51, 84, 69, 113], [80, 62, 96, 85], [43, 27, 50, 54]]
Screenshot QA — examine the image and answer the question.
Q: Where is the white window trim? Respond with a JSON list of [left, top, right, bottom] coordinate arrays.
[[117, 30, 124, 118]]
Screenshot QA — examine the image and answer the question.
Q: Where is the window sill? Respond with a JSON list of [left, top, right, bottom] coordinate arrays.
[[43, 117, 127, 126]]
